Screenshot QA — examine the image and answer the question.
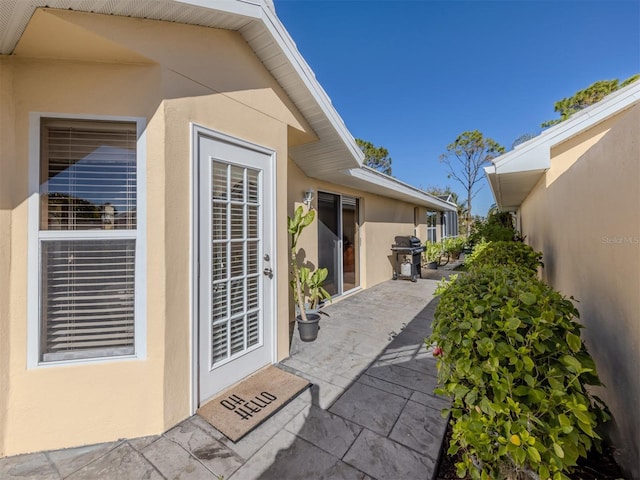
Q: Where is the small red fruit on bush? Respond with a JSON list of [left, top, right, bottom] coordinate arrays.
[[433, 346, 443, 357]]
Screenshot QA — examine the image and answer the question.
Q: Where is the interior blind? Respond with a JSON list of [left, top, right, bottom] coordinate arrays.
[[211, 162, 262, 366], [39, 118, 138, 362], [41, 239, 135, 362], [342, 195, 357, 207], [41, 119, 137, 231]]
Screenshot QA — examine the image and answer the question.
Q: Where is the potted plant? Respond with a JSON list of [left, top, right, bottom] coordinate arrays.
[[443, 236, 465, 260], [299, 266, 331, 314], [288, 205, 330, 341], [424, 242, 441, 270]]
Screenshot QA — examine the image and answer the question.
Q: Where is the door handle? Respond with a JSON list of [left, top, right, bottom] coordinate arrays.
[[263, 267, 273, 279]]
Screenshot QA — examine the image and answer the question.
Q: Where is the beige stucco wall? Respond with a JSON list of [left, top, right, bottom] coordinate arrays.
[[286, 158, 429, 296], [361, 196, 420, 287], [0, 55, 15, 462], [520, 104, 639, 476], [0, 9, 312, 456], [2, 56, 168, 458]]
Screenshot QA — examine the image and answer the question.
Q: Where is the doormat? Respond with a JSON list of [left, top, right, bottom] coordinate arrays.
[[197, 365, 310, 442]]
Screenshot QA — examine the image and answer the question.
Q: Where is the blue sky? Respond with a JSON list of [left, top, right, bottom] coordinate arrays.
[[274, 0, 640, 217]]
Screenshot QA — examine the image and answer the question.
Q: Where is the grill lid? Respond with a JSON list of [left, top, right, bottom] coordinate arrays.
[[394, 235, 422, 247]]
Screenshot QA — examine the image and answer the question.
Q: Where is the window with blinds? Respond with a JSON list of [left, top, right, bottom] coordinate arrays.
[[40, 119, 137, 231], [441, 211, 459, 239], [427, 211, 438, 243], [38, 118, 138, 362]]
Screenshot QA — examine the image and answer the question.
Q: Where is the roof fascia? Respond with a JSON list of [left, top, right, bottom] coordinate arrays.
[[1, 0, 363, 168], [484, 164, 500, 206], [255, 4, 364, 165], [178, 0, 262, 18], [486, 81, 640, 211], [493, 81, 640, 175], [342, 166, 457, 211]]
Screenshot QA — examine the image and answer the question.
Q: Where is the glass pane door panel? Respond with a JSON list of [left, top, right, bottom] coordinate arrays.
[[210, 161, 262, 367], [317, 192, 340, 296], [342, 197, 359, 292]]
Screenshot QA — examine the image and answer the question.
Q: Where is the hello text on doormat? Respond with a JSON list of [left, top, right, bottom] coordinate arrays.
[[197, 366, 310, 442]]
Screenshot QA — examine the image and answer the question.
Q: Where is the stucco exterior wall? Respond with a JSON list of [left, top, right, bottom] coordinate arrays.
[[0, 10, 311, 456], [0, 55, 15, 461], [520, 105, 639, 476], [286, 159, 428, 294], [361, 195, 418, 287], [2, 57, 167, 457]]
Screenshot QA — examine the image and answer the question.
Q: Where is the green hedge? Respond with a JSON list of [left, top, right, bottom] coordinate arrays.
[[427, 266, 609, 480], [443, 236, 467, 259], [470, 221, 517, 244], [465, 240, 543, 276]]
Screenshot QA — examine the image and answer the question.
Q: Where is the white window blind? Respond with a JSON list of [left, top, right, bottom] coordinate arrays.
[[211, 162, 261, 366], [39, 118, 138, 362], [41, 239, 135, 362], [41, 119, 137, 231]]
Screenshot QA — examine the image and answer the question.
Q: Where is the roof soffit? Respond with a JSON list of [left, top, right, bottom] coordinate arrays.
[[1, 0, 362, 176], [13, 9, 154, 64], [318, 167, 457, 211], [23, 8, 316, 139], [487, 81, 640, 210]]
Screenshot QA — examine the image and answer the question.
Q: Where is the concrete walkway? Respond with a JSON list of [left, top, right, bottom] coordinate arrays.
[[1, 278, 450, 480]]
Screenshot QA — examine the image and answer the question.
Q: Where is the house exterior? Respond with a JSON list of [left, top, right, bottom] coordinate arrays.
[[0, 0, 455, 456], [485, 81, 640, 477], [436, 193, 460, 239]]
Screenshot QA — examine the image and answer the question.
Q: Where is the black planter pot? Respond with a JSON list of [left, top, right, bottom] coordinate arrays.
[[425, 261, 438, 270], [296, 313, 321, 342]]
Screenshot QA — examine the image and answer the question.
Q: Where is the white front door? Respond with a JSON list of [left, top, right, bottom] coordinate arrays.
[[197, 131, 275, 404]]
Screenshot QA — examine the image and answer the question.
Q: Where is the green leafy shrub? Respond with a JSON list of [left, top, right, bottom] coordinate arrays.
[[466, 241, 543, 276], [469, 211, 523, 245], [424, 241, 442, 263], [427, 267, 609, 480], [434, 273, 459, 296], [470, 220, 517, 244], [443, 236, 467, 259], [463, 238, 489, 268]]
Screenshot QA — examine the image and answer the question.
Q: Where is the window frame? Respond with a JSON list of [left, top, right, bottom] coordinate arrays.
[[426, 210, 438, 243], [441, 211, 459, 239], [27, 113, 147, 368]]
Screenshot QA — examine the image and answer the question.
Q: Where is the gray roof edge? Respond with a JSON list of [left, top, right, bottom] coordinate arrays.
[[256, 4, 364, 165], [344, 166, 458, 211], [0, 0, 364, 167]]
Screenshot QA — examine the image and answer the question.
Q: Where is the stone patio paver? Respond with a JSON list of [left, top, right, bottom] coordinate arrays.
[[228, 430, 366, 480], [0, 278, 451, 480], [0, 453, 59, 480], [343, 428, 437, 480], [285, 404, 363, 458], [164, 418, 244, 478], [389, 400, 448, 459], [355, 372, 414, 399], [127, 435, 160, 452], [140, 436, 215, 479], [328, 382, 408, 436], [46, 443, 120, 478], [65, 443, 162, 480], [366, 361, 439, 395]]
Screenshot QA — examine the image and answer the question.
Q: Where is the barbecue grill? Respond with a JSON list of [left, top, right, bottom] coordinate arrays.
[[391, 235, 425, 282]]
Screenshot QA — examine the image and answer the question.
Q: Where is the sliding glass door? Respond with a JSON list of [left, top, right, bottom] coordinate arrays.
[[341, 196, 359, 292], [317, 192, 360, 297]]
